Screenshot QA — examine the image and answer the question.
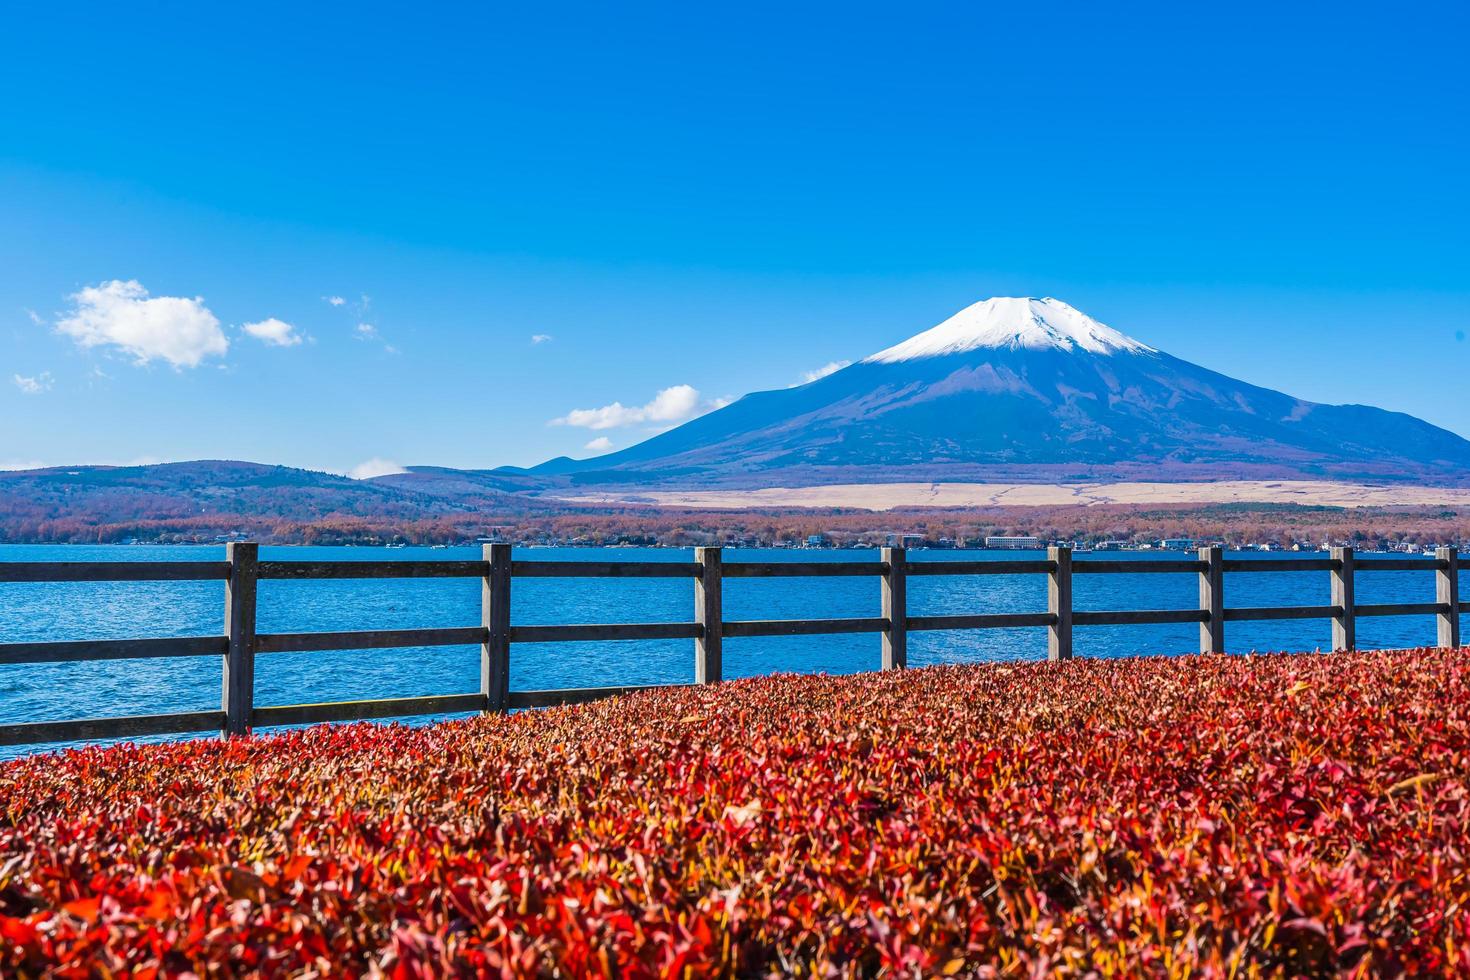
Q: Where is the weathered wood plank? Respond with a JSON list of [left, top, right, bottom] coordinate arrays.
[[256, 560, 488, 580], [1355, 602, 1448, 618], [252, 693, 486, 728], [512, 561, 701, 578], [1074, 559, 1208, 574], [722, 617, 889, 638], [508, 622, 703, 643], [723, 561, 887, 578], [695, 547, 722, 683], [908, 612, 1055, 631], [1198, 546, 1225, 654], [223, 543, 258, 738], [1331, 546, 1355, 651], [255, 627, 486, 654], [907, 560, 1056, 576], [507, 684, 687, 709], [0, 710, 226, 747], [1440, 547, 1461, 649], [0, 635, 226, 666], [1222, 558, 1337, 573], [1048, 547, 1073, 660], [483, 544, 512, 714], [1222, 604, 1342, 622], [881, 547, 906, 669], [1073, 608, 1209, 626], [0, 561, 230, 583]]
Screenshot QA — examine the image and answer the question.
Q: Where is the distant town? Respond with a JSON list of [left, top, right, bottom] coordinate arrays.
[[162, 526, 1466, 555]]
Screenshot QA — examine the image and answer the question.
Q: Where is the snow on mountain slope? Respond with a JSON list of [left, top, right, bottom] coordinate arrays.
[[864, 297, 1155, 361]]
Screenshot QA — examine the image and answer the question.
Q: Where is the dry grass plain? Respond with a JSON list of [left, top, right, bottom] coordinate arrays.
[[560, 480, 1470, 511]]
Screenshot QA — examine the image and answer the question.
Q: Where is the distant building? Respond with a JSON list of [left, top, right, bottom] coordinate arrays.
[[886, 532, 926, 548], [985, 535, 1041, 550], [806, 534, 826, 547], [1160, 538, 1195, 550]]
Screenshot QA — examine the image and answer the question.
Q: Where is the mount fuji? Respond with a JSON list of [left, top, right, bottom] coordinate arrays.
[[529, 298, 1470, 487]]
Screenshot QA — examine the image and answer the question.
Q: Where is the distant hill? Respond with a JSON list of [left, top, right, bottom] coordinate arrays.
[[533, 297, 1470, 487], [0, 460, 550, 543]]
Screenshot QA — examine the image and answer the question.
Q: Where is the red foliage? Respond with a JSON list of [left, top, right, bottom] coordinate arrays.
[[2, 650, 1469, 976]]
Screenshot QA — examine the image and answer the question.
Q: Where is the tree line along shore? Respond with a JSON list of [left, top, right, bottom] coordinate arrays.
[[6, 501, 1470, 552]]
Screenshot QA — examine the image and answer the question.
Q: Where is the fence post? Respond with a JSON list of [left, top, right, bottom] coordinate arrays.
[[881, 546, 907, 669], [695, 547, 722, 683], [1331, 546, 1355, 651], [482, 543, 512, 712], [222, 542, 258, 737], [1048, 545, 1073, 661], [1436, 546, 1460, 649], [1198, 545, 1225, 654]]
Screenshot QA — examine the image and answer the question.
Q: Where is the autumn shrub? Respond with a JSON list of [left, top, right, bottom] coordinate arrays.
[[2, 649, 1468, 976]]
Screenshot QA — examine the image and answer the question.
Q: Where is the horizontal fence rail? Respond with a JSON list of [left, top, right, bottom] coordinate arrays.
[[1, 544, 1466, 749]]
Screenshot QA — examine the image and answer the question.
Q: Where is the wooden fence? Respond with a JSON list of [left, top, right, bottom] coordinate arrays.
[[0, 544, 1464, 748]]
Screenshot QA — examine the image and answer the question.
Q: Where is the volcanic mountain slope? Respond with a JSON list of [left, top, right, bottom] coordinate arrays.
[[530, 297, 1470, 486]]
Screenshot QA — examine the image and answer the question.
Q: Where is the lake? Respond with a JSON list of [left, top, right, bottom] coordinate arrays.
[[1, 544, 1455, 757]]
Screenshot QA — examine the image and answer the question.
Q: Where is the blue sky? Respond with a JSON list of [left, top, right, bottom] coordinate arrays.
[[2, 1, 1467, 475]]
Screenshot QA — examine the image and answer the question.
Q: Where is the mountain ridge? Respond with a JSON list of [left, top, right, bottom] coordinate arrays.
[[531, 297, 1470, 487]]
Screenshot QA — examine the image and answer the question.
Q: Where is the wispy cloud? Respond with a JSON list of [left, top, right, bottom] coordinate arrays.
[[793, 360, 851, 386], [531, 333, 553, 345], [324, 295, 346, 307], [353, 322, 398, 353], [13, 372, 54, 394], [348, 457, 408, 480], [25, 309, 43, 325], [55, 280, 228, 369], [243, 317, 303, 347], [551, 384, 719, 430]]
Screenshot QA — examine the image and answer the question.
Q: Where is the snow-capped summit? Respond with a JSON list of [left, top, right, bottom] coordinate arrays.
[[864, 297, 1155, 362]]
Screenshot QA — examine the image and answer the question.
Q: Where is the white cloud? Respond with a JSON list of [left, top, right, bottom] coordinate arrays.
[[794, 360, 851, 386], [25, 309, 43, 325], [324, 295, 346, 307], [584, 436, 613, 453], [55, 280, 228, 369], [13, 372, 53, 394], [551, 383, 709, 430], [348, 457, 408, 480], [243, 317, 302, 347], [355, 322, 378, 340], [531, 334, 553, 344]]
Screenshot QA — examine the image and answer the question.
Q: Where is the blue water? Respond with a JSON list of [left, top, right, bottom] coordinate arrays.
[[1, 545, 1457, 757]]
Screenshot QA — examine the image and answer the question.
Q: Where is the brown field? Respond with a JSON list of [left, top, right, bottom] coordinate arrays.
[[559, 479, 1470, 511]]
